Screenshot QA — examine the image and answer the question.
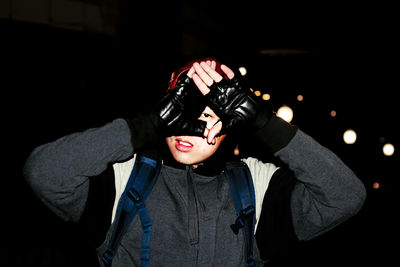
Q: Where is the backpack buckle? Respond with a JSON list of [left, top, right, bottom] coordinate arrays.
[[127, 188, 145, 209], [230, 205, 255, 235], [102, 249, 115, 266]]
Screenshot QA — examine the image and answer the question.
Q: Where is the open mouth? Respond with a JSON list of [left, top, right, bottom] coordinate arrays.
[[175, 138, 194, 152]]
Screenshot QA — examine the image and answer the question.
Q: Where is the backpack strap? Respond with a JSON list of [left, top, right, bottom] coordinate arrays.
[[225, 161, 256, 267], [102, 152, 161, 267]]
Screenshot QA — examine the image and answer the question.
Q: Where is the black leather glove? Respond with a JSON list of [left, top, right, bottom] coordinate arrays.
[[205, 73, 271, 135], [157, 71, 207, 137]]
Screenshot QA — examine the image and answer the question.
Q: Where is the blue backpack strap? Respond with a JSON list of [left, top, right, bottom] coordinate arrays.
[[102, 152, 161, 267], [225, 161, 256, 267]]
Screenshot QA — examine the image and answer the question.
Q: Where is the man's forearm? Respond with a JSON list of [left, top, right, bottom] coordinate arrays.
[[23, 118, 133, 221], [275, 130, 367, 240]]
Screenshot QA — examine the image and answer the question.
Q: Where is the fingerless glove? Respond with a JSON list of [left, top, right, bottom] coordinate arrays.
[[206, 73, 271, 134], [158, 72, 207, 137], [205, 72, 297, 152]]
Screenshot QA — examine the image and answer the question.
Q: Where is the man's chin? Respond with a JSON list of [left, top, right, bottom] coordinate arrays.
[[174, 157, 197, 166], [172, 153, 205, 166]]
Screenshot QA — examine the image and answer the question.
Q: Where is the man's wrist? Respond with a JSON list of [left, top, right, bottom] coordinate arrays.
[[125, 112, 160, 152], [254, 113, 298, 153]]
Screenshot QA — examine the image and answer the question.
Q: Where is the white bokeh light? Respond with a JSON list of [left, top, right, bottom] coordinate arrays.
[[238, 66, 247, 76], [276, 105, 293, 123], [383, 143, 395, 156], [343, 129, 357, 144]]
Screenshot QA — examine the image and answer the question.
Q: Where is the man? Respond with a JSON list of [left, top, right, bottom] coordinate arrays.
[[23, 58, 366, 266]]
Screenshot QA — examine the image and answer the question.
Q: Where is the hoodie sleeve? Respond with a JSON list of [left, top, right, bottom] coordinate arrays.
[[23, 118, 134, 222], [252, 112, 366, 240], [275, 130, 367, 240]]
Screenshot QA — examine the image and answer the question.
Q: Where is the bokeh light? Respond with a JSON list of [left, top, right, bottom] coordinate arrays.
[[343, 129, 357, 144], [277, 105, 293, 123], [383, 143, 395, 156], [262, 93, 270, 101], [238, 66, 247, 76]]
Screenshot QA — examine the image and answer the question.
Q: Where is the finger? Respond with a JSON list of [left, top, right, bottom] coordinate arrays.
[[206, 60, 217, 70], [211, 60, 216, 70], [209, 138, 216, 145], [206, 60, 216, 70], [207, 120, 223, 144], [193, 62, 214, 86], [200, 61, 223, 82], [192, 73, 210, 95], [220, 64, 235, 79], [187, 66, 195, 78], [203, 127, 209, 138]]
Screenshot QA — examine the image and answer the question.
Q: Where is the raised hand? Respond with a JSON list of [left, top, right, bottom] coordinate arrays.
[[191, 61, 231, 143], [192, 61, 269, 141], [157, 70, 207, 137]]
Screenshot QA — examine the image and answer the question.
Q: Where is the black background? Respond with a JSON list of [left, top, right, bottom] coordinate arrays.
[[2, 1, 398, 266]]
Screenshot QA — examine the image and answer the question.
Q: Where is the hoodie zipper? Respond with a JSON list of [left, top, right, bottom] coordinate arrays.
[[187, 166, 199, 245]]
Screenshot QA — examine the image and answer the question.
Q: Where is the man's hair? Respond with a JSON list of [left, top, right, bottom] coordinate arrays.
[[167, 57, 229, 91]]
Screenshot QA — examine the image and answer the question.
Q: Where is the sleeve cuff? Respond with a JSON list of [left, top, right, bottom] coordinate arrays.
[[125, 113, 160, 152], [254, 113, 298, 153]]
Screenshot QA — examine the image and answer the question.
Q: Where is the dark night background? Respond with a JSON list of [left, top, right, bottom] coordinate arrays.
[[2, 1, 399, 266]]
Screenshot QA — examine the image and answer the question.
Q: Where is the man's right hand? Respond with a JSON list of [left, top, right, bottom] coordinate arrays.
[[157, 71, 207, 137]]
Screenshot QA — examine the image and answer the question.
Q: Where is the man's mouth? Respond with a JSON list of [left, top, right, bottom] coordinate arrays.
[[175, 138, 194, 152]]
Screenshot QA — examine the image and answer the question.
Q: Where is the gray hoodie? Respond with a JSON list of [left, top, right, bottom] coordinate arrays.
[[23, 118, 366, 266]]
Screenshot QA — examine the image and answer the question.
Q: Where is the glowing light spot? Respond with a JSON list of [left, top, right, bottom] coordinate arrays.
[[383, 143, 395, 156], [262, 93, 271, 101], [238, 67, 247, 76], [254, 90, 261, 97], [330, 110, 337, 117], [373, 182, 380, 189], [277, 105, 293, 123], [343, 129, 357, 144], [297, 94, 304, 101], [233, 145, 240, 156]]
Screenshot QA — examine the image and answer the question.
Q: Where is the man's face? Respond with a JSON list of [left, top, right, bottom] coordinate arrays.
[[166, 106, 226, 165]]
